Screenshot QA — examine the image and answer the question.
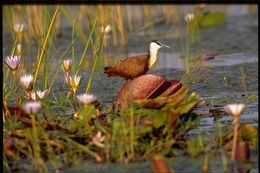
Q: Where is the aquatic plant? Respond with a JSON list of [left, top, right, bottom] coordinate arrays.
[[20, 74, 34, 92], [22, 101, 47, 172], [4, 55, 21, 74], [225, 104, 245, 161], [77, 93, 97, 105], [62, 59, 72, 73]]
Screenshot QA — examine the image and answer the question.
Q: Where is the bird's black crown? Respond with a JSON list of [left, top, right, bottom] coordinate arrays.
[[151, 40, 162, 46]]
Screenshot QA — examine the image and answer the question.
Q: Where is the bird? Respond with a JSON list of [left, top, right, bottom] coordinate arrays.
[[104, 40, 169, 80]]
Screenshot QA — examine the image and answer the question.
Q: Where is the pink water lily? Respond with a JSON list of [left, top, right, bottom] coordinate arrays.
[[5, 55, 21, 72], [23, 101, 42, 115], [92, 131, 105, 148]]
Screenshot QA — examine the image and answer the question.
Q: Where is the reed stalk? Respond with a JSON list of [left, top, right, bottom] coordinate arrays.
[[185, 22, 191, 74], [33, 5, 60, 88], [43, 33, 53, 90], [86, 22, 104, 93], [31, 113, 47, 172], [130, 107, 135, 159], [126, 6, 133, 31], [61, 6, 87, 43], [11, 33, 19, 57], [55, 6, 62, 37], [75, 16, 97, 75], [72, 19, 75, 75], [86, 52, 99, 93], [111, 16, 118, 47], [116, 6, 127, 55]]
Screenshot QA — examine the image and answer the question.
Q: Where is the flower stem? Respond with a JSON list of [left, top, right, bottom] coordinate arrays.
[[31, 114, 44, 172], [12, 71, 21, 106], [185, 23, 190, 74], [231, 120, 239, 161]]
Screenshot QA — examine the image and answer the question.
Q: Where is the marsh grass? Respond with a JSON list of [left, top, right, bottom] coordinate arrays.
[[33, 5, 60, 88]]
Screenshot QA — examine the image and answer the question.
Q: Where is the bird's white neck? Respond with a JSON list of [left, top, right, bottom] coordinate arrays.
[[148, 42, 161, 68]]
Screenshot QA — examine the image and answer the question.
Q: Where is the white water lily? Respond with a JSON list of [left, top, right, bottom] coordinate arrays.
[[225, 104, 245, 116], [4, 55, 21, 72], [23, 101, 42, 115], [20, 74, 34, 91], [92, 131, 105, 148], [27, 91, 37, 101], [62, 59, 72, 72], [36, 89, 48, 99], [69, 75, 81, 93], [77, 93, 97, 105], [185, 13, 194, 23], [225, 103, 246, 161], [101, 24, 112, 34], [225, 104, 245, 124], [13, 23, 24, 33]]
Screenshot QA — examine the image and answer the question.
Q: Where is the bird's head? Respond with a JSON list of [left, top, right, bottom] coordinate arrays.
[[150, 40, 169, 53], [148, 40, 170, 68]]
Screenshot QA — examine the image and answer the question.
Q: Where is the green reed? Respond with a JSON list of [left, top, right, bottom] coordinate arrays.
[[75, 16, 97, 75], [72, 19, 75, 74], [86, 23, 103, 93], [33, 5, 60, 88], [61, 6, 87, 43]]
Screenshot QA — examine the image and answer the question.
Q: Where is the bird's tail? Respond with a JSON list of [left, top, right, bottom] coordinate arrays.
[[104, 66, 115, 77], [104, 66, 112, 72]]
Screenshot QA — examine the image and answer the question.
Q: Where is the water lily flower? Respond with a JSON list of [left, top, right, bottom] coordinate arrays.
[[36, 89, 48, 99], [62, 59, 72, 72], [4, 55, 21, 72], [20, 74, 34, 91], [92, 131, 105, 148], [225, 104, 245, 124], [77, 93, 97, 105], [225, 103, 246, 161], [23, 101, 42, 115], [101, 24, 112, 34], [69, 75, 81, 93], [13, 23, 24, 33], [27, 91, 37, 101], [185, 13, 194, 23]]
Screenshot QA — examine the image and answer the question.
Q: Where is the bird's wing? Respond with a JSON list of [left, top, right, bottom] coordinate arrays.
[[113, 55, 149, 76]]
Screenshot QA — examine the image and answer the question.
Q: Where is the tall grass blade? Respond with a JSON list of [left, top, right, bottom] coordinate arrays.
[[33, 5, 60, 88], [75, 16, 98, 75]]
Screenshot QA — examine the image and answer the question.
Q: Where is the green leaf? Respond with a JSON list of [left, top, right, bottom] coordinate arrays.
[[153, 112, 167, 128], [78, 104, 96, 120], [200, 12, 225, 27], [176, 92, 199, 115]]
